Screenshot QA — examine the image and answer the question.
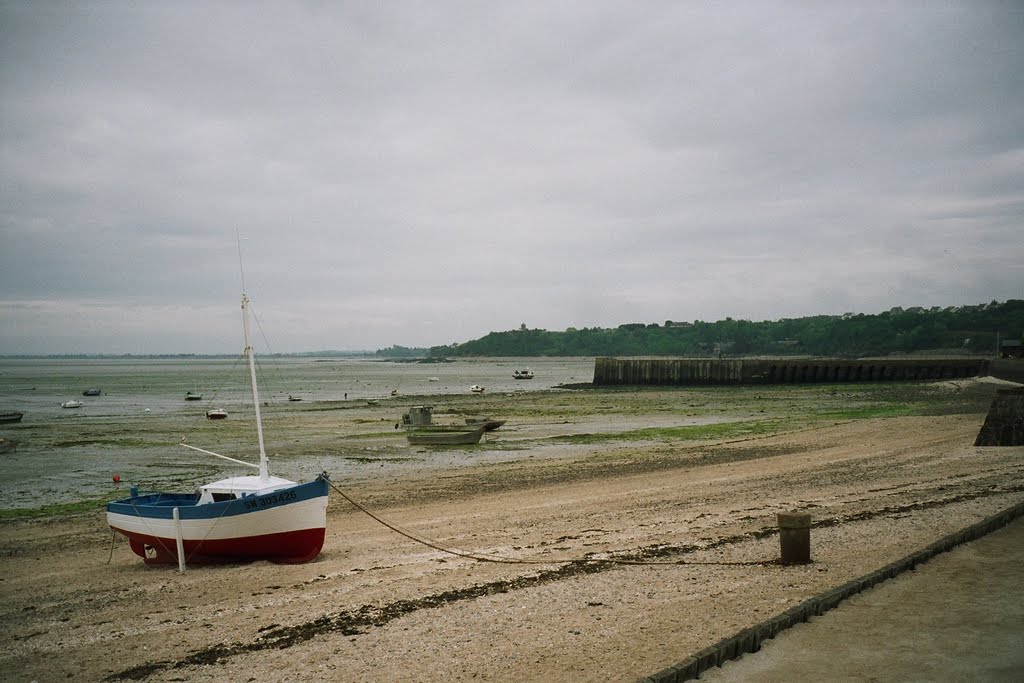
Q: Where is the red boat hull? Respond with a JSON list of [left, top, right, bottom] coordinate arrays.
[[126, 527, 326, 565]]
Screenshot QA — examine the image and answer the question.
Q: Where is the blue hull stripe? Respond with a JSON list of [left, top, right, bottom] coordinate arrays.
[[107, 478, 329, 521]]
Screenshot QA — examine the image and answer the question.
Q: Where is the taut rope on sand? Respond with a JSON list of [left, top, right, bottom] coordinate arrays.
[[326, 478, 767, 567]]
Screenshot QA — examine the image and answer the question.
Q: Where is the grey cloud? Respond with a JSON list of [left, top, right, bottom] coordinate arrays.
[[1, 2, 1022, 354]]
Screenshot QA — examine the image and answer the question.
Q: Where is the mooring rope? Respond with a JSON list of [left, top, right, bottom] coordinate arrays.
[[106, 529, 117, 564], [325, 478, 769, 567]]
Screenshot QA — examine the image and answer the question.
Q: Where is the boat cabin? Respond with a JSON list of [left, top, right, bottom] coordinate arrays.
[[197, 475, 298, 504], [401, 405, 433, 427]]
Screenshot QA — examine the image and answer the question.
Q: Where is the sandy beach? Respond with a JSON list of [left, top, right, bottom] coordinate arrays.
[[1, 378, 1022, 682]]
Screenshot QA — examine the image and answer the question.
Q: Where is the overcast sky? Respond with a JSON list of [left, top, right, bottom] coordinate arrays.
[[1, 2, 1022, 355]]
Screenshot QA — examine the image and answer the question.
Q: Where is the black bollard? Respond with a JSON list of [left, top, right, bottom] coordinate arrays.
[[778, 512, 812, 565]]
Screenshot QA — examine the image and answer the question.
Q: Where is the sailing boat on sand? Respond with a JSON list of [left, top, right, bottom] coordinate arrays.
[[107, 288, 330, 566]]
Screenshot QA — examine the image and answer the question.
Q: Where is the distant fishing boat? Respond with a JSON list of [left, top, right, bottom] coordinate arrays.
[[406, 425, 486, 446], [107, 282, 330, 566], [61, 400, 83, 409], [0, 411, 24, 424], [82, 388, 101, 396], [185, 391, 203, 401]]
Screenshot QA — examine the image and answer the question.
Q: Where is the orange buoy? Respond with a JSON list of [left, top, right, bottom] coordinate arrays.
[[113, 473, 121, 483]]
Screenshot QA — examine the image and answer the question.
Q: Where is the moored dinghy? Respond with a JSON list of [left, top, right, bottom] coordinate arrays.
[[107, 286, 330, 566]]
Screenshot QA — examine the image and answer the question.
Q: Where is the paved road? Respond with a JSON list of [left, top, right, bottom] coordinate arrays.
[[700, 515, 1024, 682]]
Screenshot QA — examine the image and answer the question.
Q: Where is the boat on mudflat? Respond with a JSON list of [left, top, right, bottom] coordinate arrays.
[[406, 425, 486, 446], [0, 411, 24, 424], [185, 391, 203, 401], [465, 417, 505, 431], [61, 400, 83, 409], [82, 388, 101, 396], [513, 369, 535, 379], [107, 282, 330, 566], [205, 408, 228, 420]]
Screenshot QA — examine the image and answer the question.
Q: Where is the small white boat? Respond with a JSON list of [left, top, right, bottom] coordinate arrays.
[[470, 385, 485, 393], [513, 369, 535, 380], [61, 400, 83, 409], [205, 408, 228, 420]]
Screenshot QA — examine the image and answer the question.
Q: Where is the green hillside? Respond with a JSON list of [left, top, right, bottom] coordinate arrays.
[[410, 300, 1023, 358]]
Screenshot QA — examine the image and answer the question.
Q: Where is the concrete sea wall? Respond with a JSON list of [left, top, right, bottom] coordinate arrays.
[[975, 387, 1024, 446], [640, 500, 1024, 683], [592, 357, 989, 386]]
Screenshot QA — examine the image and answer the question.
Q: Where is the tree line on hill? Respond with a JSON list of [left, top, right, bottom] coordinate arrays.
[[375, 300, 1023, 358]]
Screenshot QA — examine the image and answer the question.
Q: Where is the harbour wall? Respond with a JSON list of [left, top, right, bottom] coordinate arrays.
[[592, 357, 989, 386]]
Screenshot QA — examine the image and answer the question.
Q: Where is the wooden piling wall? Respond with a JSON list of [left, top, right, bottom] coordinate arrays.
[[592, 357, 988, 386]]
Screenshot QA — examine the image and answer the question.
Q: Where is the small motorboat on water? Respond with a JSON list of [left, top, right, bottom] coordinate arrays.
[[61, 400, 83, 409], [107, 281, 330, 566]]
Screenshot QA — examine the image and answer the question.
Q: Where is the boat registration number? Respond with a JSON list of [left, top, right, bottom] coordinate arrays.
[[243, 490, 298, 510]]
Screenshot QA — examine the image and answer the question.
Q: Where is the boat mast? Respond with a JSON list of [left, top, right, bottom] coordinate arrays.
[[241, 292, 270, 481]]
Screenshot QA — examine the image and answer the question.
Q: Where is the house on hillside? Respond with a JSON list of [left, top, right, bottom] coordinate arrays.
[[1000, 339, 1022, 359]]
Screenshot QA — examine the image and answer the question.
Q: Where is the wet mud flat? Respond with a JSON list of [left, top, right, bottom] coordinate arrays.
[[1, 378, 1022, 682]]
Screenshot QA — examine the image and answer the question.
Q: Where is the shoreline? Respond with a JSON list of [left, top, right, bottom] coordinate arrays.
[[3, 378, 1023, 680]]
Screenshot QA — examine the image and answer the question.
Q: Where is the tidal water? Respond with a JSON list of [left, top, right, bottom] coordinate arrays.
[[0, 357, 595, 510]]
